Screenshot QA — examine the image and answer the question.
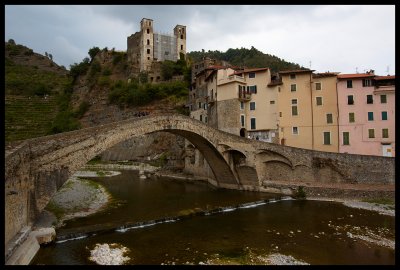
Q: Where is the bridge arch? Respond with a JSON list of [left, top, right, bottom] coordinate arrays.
[[5, 114, 241, 246]]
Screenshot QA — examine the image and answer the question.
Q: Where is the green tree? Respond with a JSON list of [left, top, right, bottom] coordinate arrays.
[[88, 46, 101, 61]]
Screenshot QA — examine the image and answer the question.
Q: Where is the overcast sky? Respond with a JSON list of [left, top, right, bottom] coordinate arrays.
[[5, 5, 395, 75]]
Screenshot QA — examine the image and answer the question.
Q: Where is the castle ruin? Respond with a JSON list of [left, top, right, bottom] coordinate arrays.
[[127, 18, 186, 73]]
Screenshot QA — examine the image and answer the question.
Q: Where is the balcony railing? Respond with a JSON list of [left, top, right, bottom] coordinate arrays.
[[238, 90, 251, 101], [217, 75, 245, 86]]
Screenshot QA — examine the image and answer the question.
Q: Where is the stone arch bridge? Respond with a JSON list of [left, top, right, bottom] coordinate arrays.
[[5, 113, 394, 247]]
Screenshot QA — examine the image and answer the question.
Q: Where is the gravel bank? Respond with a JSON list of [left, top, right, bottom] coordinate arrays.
[[307, 197, 395, 216], [47, 175, 110, 227]]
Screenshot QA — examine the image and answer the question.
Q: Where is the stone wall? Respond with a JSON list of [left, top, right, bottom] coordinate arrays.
[[216, 99, 241, 136]]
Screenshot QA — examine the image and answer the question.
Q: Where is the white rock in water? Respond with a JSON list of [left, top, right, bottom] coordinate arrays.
[[89, 243, 130, 265]]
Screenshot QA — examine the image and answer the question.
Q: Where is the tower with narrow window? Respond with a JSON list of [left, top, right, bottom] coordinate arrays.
[[174, 25, 186, 60]]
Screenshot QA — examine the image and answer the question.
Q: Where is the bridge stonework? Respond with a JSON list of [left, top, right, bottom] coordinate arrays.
[[5, 114, 395, 248]]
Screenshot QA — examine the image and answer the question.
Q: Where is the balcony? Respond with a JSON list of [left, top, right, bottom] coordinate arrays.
[[206, 96, 215, 105], [238, 90, 251, 101], [217, 75, 245, 86]]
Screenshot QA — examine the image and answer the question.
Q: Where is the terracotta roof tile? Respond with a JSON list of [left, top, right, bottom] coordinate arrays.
[[279, 69, 314, 74], [337, 73, 375, 79]]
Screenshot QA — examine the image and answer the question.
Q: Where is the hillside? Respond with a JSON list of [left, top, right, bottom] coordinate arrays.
[[5, 40, 73, 141], [188, 46, 304, 72]]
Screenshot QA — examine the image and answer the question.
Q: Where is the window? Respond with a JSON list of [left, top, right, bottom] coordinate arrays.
[[347, 95, 354, 105], [147, 39, 150, 45], [248, 85, 257, 94], [380, 95, 387, 103], [240, 115, 245, 127], [198, 102, 201, 109], [181, 45, 183, 50], [147, 29, 150, 34], [291, 84, 297, 92], [381, 111, 388, 120], [203, 103, 207, 110], [382, 128, 389, 138], [368, 129, 375, 138], [343, 132, 350, 145], [291, 99, 298, 116], [147, 49, 150, 54], [316, 96, 323, 106], [279, 112, 282, 117], [249, 72, 256, 78], [270, 100, 275, 104], [323, 132, 331, 145], [147, 57, 150, 60], [292, 127, 298, 135], [367, 95, 373, 104], [205, 116, 207, 123], [347, 80, 353, 88], [326, 113, 333, 124], [290, 74, 296, 79], [240, 102, 244, 110], [362, 79, 372, 87], [250, 102, 256, 110], [180, 34, 183, 39], [368, 112, 374, 121], [315, 82, 322, 90], [251, 118, 256, 130], [200, 115, 203, 122], [349, 112, 355, 123]]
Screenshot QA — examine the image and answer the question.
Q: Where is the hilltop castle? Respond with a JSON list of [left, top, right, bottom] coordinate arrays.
[[127, 18, 186, 72]]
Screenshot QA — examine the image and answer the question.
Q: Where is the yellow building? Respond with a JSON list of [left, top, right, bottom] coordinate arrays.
[[276, 70, 314, 149], [311, 72, 340, 153], [275, 70, 339, 152]]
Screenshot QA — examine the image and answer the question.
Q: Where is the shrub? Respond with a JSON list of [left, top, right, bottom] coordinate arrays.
[[112, 53, 124, 65], [102, 68, 112, 76], [294, 186, 306, 199], [74, 101, 90, 119]]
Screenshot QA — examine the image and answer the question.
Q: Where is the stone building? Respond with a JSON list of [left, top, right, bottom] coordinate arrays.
[[127, 18, 186, 73]]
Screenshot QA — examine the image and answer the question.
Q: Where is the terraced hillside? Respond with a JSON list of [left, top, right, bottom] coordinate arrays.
[[5, 95, 59, 142]]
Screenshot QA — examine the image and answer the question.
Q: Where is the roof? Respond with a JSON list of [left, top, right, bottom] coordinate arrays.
[[267, 81, 283, 87], [279, 69, 314, 74], [312, 72, 340, 78], [374, 75, 395, 80], [205, 65, 226, 70], [337, 73, 375, 79], [230, 67, 269, 76]]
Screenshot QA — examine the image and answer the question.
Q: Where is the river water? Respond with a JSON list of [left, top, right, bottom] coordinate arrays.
[[32, 170, 395, 265]]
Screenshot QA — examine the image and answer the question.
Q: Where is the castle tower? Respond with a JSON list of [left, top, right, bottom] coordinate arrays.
[[140, 18, 154, 71], [174, 25, 186, 60]]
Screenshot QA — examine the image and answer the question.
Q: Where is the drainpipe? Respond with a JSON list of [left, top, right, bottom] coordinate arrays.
[[335, 77, 340, 153], [310, 72, 314, 150]]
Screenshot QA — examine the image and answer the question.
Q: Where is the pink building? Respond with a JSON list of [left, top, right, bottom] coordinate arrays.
[[337, 72, 395, 157]]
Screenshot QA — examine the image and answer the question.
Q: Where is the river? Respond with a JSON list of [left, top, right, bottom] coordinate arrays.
[[32, 170, 395, 265]]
